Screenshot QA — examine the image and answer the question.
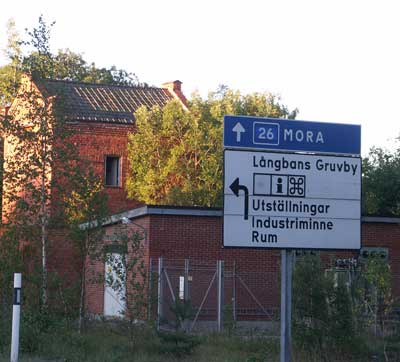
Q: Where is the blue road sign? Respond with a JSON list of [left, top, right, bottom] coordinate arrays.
[[224, 115, 361, 155]]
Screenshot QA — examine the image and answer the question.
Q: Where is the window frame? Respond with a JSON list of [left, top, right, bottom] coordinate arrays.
[[104, 155, 121, 187]]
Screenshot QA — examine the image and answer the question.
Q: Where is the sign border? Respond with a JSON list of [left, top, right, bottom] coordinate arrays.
[[222, 148, 362, 251], [224, 115, 362, 156]]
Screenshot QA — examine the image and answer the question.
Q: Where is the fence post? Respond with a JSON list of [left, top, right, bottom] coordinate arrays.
[[10, 273, 21, 362], [157, 257, 164, 330], [184, 259, 190, 301], [217, 260, 224, 332], [147, 258, 152, 321]]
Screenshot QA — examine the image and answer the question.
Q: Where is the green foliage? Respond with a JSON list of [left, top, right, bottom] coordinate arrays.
[[200, 333, 279, 362], [19, 15, 56, 80], [328, 282, 356, 348], [293, 254, 332, 348], [0, 19, 22, 105], [65, 167, 109, 246], [354, 255, 394, 333], [127, 88, 297, 207], [294, 253, 397, 358], [362, 146, 400, 216], [20, 308, 56, 353], [293, 254, 365, 352], [156, 330, 201, 357], [169, 299, 195, 331], [4, 321, 391, 361], [1, 62, 78, 306]]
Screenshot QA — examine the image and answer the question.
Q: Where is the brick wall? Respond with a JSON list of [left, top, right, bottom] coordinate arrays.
[[85, 210, 400, 317], [68, 122, 142, 214], [86, 217, 151, 316], [362, 221, 400, 297]]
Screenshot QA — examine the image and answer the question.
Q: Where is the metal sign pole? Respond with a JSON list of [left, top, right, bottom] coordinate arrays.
[[287, 250, 293, 357], [11, 273, 22, 362], [280, 250, 292, 362], [217, 260, 224, 332]]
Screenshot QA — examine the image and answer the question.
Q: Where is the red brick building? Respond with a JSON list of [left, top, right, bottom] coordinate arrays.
[[87, 206, 400, 319]]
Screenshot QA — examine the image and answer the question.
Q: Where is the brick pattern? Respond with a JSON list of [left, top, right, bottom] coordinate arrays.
[[84, 215, 400, 318], [67, 122, 142, 214]]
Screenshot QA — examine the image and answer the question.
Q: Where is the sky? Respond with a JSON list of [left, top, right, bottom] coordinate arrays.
[[1, 0, 399, 156]]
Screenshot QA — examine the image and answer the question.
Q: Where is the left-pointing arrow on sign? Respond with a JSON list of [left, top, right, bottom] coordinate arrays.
[[232, 122, 245, 142], [229, 177, 249, 220]]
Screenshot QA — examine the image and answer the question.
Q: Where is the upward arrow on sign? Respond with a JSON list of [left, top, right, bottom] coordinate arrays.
[[232, 122, 245, 142], [230, 177, 249, 220]]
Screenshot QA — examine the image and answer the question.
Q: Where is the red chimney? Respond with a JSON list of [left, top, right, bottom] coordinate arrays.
[[162, 80, 188, 109]]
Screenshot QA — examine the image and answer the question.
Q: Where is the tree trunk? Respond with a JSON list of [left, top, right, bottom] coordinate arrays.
[[78, 235, 88, 334], [41, 199, 48, 307], [41, 159, 48, 308], [78, 261, 86, 334]]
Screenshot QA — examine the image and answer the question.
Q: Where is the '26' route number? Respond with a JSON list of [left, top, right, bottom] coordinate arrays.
[[253, 122, 279, 145]]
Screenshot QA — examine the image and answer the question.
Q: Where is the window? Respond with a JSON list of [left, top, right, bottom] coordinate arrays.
[[105, 156, 120, 186]]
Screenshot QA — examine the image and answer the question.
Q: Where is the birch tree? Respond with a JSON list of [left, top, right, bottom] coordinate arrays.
[[1, 78, 75, 307]]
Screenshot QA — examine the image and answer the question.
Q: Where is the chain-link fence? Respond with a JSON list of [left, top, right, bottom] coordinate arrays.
[[147, 257, 280, 334]]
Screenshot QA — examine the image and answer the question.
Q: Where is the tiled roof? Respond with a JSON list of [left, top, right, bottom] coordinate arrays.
[[36, 79, 175, 124]]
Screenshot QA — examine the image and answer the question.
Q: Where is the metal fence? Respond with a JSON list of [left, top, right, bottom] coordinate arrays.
[[148, 257, 280, 333]]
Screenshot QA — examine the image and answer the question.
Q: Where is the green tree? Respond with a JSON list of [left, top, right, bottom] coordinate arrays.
[[293, 253, 331, 349], [126, 87, 297, 207], [293, 254, 360, 352], [358, 255, 393, 333], [362, 146, 400, 216], [1, 16, 82, 309], [328, 281, 356, 349], [0, 18, 22, 105], [1, 78, 74, 307]]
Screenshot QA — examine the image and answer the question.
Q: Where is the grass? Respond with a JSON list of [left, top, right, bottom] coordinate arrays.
[[0, 323, 280, 362], [1, 322, 399, 362]]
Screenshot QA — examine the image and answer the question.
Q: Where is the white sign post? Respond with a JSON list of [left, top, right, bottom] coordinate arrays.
[[10, 273, 21, 362]]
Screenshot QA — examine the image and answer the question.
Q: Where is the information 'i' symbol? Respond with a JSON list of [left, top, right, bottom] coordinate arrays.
[[276, 177, 283, 194]]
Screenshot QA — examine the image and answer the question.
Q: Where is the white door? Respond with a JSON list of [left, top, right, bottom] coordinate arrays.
[[104, 253, 126, 317]]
